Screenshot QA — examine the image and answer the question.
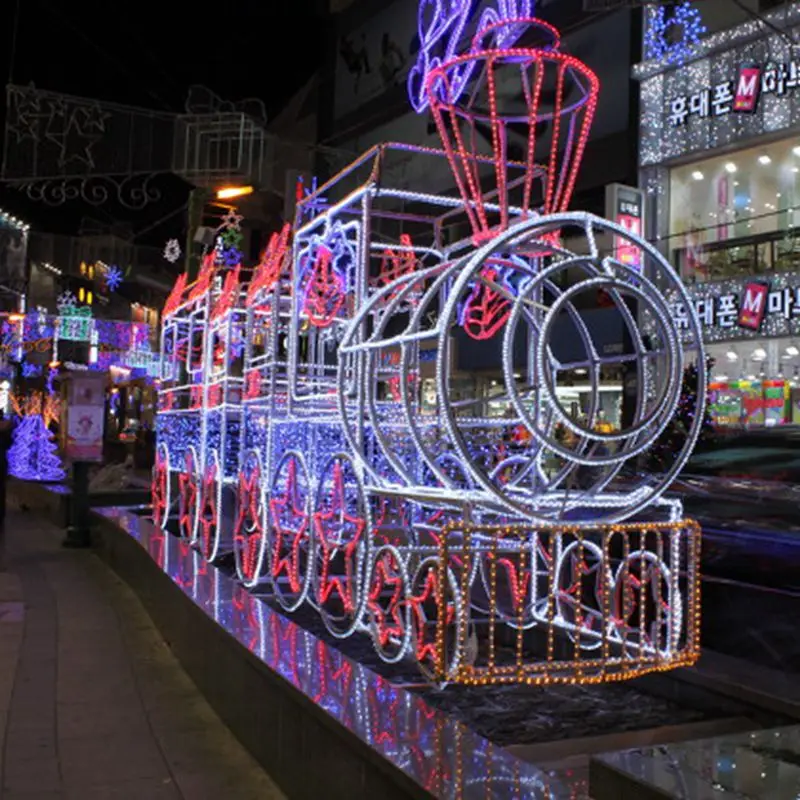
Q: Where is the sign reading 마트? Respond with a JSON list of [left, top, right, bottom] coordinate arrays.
[[668, 60, 800, 127], [670, 273, 800, 342]]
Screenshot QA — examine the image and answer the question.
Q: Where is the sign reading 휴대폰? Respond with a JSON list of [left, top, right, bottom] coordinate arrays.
[[667, 61, 800, 127], [638, 18, 800, 167], [668, 272, 800, 343]]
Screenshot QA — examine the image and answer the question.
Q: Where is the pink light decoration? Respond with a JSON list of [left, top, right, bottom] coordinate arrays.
[[189, 252, 217, 301], [198, 461, 218, 560], [375, 234, 419, 303], [426, 19, 599, 243], [303, 246, 346, 328], [459, 265, 512, 340], [368, 551, 406, 650], [211, 265, 241, 321], [312, 461, 366, 615], [163, 272, 188, 319], [270, 457, 310, 593], [233, 459, 263, 581], [247, 224, 291, 305], [409, 567, 455, 666]]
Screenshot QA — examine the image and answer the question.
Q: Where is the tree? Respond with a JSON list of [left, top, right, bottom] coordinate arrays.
[[8, 394, 65, 482], [648, 358, 715, 474]]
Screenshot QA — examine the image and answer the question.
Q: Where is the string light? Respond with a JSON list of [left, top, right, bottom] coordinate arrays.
[[150, 6, 704, 687]]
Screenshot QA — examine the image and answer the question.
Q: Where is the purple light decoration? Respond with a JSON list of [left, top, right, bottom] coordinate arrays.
[[105, 264, 124, 292], [408, 0, 536, 113], [46, 367, 57, 394], [21, 362, 41, 378], [8, 413, 65, 482], [299, 177, 329, 223], [408, 0, 472, 113], [476, 0, 535, 48]]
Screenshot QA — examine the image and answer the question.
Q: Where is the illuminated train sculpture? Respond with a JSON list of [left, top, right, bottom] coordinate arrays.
[[151, 7, 705, 686]]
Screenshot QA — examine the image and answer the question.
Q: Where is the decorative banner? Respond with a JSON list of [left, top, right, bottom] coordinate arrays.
[[64, 373, 105, 462], [66, 405, 104, 461]]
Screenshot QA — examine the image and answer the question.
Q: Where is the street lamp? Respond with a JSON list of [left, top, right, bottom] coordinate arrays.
[[216, 186, 254, 200]]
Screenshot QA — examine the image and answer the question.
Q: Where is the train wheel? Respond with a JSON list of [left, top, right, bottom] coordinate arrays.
[[555, 539, 613, 651], [409, 557, 463, 684], [311, 454, 371, 638], [178, 447, 201, 542], [367, 545, 411, 663], [268, 452, 313, 612], [151, 444, 171, 529], [233, 450, 268, 587], [197, 450, 222, 562], [612, 551, 679, 656]]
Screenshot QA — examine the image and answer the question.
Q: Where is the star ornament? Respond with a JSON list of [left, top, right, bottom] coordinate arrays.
[[52, 109, 102, 168], [79, 103, 110, 133], [233, 461, 264, 581], [312, 462, 366, 612], [269, 458, 310, 594], [221, 209, 244, 231]]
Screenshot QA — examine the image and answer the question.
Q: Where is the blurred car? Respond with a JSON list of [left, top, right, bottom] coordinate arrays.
[[669, 427, 800, 536]]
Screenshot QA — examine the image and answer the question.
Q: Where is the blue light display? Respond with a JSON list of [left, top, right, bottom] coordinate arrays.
[[644, 1, 705, 66]]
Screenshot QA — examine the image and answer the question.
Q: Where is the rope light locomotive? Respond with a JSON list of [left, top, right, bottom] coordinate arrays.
[[152, 3, 705, 686]]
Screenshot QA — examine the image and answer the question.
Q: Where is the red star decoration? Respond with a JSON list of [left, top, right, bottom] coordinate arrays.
[[559, 550, 608, 636], [233, 462, 263, 581], [198, 463, 218, 559], [312, 462, 366, 614], [368, 553, 406, 649], [178, 455, 198, 540], [496, 556, 531, 611], [151, 452, 168, 526], [269, 458, 309, 593], [408, 568, 454, 665]]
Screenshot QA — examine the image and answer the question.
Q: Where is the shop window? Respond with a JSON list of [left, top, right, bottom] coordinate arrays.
[[669, 136, 800, 282]]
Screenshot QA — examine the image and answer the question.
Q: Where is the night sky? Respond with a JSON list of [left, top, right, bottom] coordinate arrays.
[[0, 0, 328, 239]]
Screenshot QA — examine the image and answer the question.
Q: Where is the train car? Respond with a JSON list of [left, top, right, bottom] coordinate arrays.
[[152, 240, 247, 563], [152, 7, 707, 687]]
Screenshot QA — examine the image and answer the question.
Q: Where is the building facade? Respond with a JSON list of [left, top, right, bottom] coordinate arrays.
[[637, 1, 800, 427]]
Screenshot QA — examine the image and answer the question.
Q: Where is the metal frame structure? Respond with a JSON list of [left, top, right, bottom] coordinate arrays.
[[151, 7, 705, 686]]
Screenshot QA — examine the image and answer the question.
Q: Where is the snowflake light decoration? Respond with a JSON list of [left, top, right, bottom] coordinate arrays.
[[644, 1, 706, 66], [298, 176, 329, 223], [163, 238, 182, 264], [21, 362, 41, 378], [105, 265, 124, 292], [56, 291, 77, 314]]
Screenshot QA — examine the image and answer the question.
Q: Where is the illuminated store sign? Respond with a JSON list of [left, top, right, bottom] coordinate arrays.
[[667, 61, 800, 127], [638, 17, 800, 166], [670, 273, 800, 342], [605, 184, 644, 271]]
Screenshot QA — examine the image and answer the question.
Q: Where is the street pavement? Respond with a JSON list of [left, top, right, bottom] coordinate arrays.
[[0, 504, 285, 800]]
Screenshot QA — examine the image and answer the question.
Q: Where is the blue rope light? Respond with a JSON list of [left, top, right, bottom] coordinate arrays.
[[644, 1, 706, 66]]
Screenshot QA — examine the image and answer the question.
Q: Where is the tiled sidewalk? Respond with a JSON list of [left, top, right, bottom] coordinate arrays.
[[0, 507, 285, 799]]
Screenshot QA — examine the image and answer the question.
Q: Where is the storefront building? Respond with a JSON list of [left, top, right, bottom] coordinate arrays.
[[636, 2, 800, 427]]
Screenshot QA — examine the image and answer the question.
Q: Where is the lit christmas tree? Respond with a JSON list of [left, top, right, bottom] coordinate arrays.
[[8, 393, 65, 482], [648, 358, 715, 474]]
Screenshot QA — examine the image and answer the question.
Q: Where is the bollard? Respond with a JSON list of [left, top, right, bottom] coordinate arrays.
[[63, 461, 91, 548]]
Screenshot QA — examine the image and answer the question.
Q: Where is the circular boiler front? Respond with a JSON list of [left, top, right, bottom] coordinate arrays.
[[337, 212, 705, 524]]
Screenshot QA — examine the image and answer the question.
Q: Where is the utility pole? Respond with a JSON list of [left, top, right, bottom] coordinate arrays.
[[186, 188, 210, 282]]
